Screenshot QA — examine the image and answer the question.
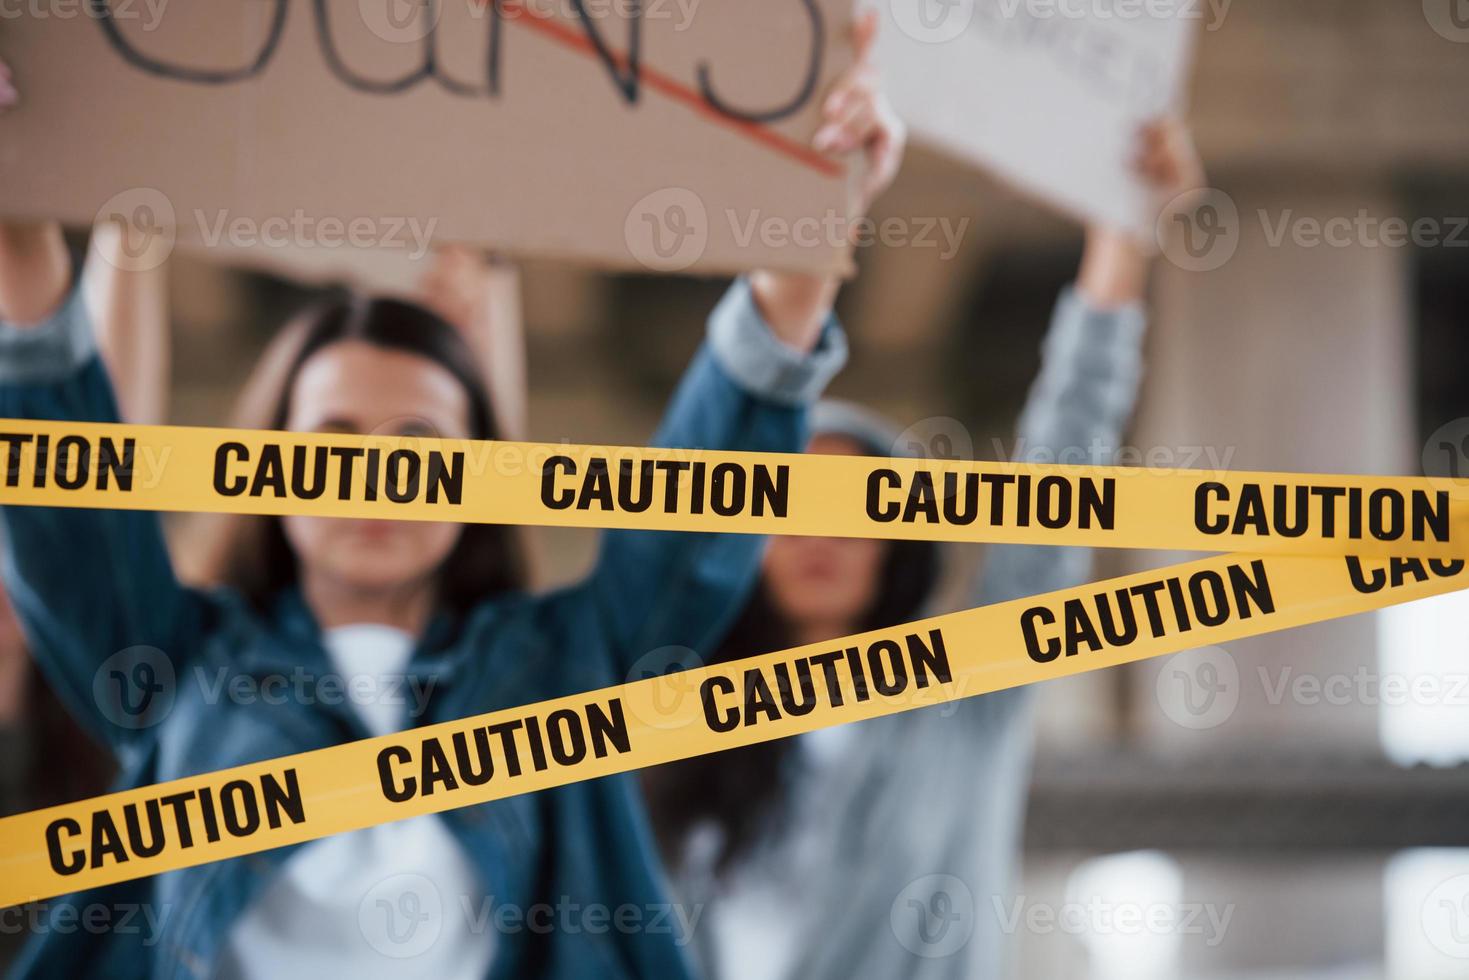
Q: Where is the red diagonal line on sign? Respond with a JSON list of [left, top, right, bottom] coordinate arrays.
[[494, 0, 844, 178]]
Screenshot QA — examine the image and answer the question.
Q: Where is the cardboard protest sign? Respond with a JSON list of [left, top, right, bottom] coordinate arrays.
[[877, 0, 1198, 237], [0, 0, 858, 275]]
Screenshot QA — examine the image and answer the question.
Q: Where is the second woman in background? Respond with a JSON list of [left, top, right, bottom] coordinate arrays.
[[641, 119, 1205, 980]]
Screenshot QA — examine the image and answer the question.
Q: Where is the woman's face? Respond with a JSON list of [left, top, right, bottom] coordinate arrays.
[[281, 340, 471, 596], [0, 584, 27, 724], [760, 433, 889, 637]]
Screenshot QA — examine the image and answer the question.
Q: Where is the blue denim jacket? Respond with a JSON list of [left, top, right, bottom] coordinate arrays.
[[0, 279, 847, 980]]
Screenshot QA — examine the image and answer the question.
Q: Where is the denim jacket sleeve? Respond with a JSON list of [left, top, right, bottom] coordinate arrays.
[[0, 289, 203, 755], [776, 287, 1146, 980], [973, 284, 1147, 609], [587, 277, 847, 675]]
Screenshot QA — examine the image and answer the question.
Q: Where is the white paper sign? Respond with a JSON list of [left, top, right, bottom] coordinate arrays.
[[878, 0, 1200, 235]]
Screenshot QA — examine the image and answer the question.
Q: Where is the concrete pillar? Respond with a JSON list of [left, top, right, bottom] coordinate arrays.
[[1127, 183, 1414, 753]]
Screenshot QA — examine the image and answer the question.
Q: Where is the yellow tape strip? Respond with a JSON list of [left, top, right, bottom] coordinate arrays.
[[0, 418, 1466, 557], [0, 551, 1463, 906]]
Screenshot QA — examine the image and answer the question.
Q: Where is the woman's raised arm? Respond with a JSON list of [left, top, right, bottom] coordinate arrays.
[[0, 59, 203, 756], [82, 219, 172, 425], [585, 11, 905, 674], [747, 10, 904, 352]]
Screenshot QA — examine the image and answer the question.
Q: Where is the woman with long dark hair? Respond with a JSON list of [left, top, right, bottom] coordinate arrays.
[[642, 119, 1205, 980], [0, 24, 904, 979]]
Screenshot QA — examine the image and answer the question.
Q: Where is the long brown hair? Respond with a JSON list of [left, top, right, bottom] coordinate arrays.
[[189, 295, 527, 615], [641, 534, 940, 875]]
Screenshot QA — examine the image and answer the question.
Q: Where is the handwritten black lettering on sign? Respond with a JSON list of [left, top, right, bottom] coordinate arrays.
[[86, 0, 825, 123]]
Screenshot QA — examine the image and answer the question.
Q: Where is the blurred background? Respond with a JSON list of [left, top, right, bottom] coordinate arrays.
[[3, 0, 1469, 976]]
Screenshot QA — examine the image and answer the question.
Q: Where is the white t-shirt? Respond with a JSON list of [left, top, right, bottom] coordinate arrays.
[[218, 624, 495, 980], [692, 725, 859, 980]]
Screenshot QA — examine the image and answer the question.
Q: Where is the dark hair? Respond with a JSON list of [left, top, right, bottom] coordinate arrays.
[[640, 533, 940, 876], [197, 295, 527, 614], [16, 662, 115, 810]]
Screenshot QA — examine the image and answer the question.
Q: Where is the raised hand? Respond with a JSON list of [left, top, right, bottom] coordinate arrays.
[[1079, 117, 1205, 308], [749, 11, 907, 353], [814, 10, 907, 218]]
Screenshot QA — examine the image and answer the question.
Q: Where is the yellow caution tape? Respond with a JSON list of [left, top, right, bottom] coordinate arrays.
[[0, 549, 1463, 906], [0, 418, 1465, 558], [2, 416, 1467, 904]]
